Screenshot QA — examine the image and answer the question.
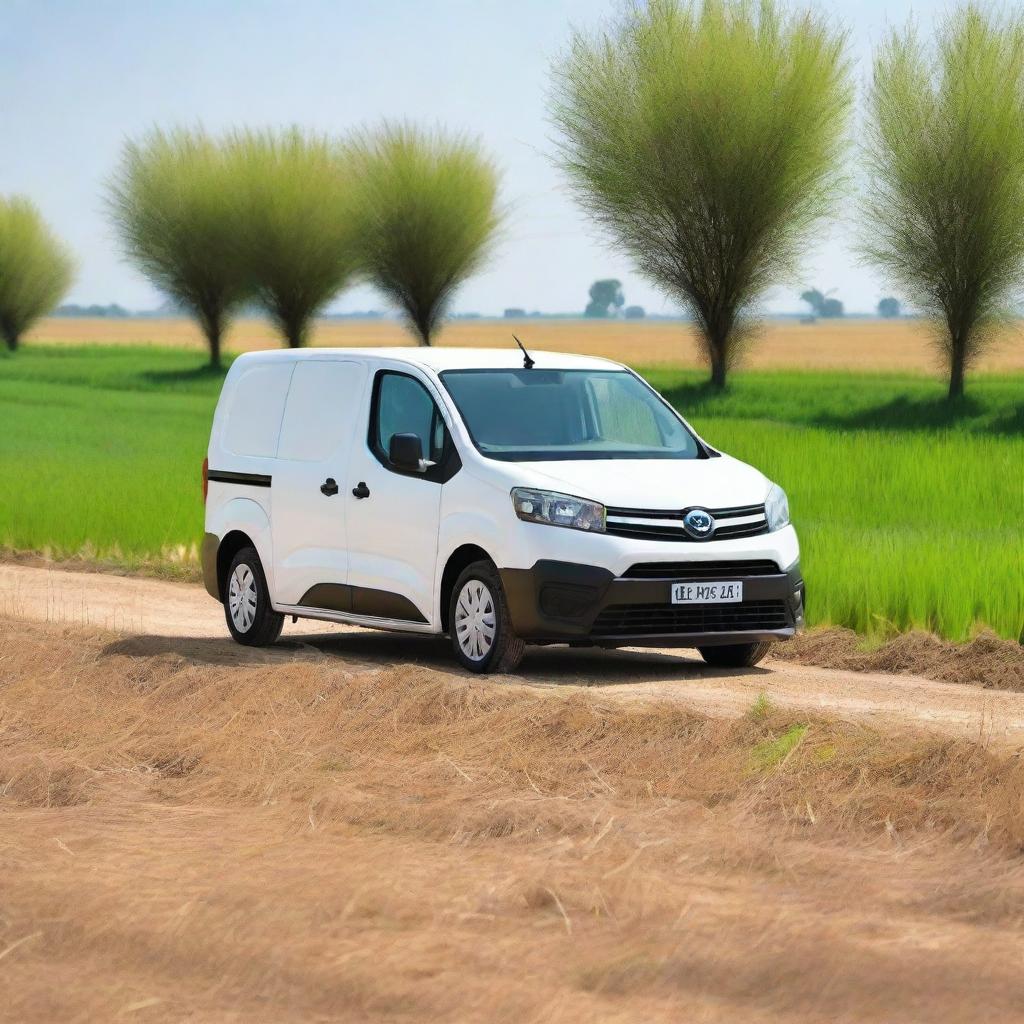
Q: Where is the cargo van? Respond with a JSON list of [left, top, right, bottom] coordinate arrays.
[[202, 347, 803, 672]]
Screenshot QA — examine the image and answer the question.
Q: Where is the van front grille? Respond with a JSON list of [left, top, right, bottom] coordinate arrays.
[[621, 559, 781, 580], [605, 503, 768, 542], [591, 600, 788, 637]]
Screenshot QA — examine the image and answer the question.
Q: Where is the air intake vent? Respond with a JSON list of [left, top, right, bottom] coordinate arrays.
[[591, 600, 788, 637]]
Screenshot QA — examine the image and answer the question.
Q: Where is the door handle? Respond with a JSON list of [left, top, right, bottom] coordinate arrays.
[[320, 478, 339, 497], [351, 481, 370, 499]]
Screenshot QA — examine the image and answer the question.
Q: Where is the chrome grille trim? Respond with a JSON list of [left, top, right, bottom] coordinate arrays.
[[604, 503, 769, 542]]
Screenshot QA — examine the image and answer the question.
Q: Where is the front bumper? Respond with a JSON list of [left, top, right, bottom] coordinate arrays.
[[500, 558, 805, 647]]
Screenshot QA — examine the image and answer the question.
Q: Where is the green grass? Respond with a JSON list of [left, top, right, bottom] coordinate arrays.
[[1, 345, 1021, 642]]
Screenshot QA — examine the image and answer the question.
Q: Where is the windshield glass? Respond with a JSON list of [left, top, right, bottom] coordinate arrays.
[[439, 369, 701, 461]]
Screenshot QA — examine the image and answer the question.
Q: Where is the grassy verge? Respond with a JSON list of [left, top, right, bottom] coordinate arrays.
[[1, 344, 1021, 641]]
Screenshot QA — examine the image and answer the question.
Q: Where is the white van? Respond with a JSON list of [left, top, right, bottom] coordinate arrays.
[[202, 347, 803, 672]]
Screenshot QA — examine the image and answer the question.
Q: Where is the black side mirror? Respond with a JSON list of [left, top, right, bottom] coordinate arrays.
[[388, 432, 424, 471]]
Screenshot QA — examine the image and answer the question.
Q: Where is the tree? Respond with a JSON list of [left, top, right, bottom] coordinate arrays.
[[347, 123, 503, 346], [625, 305, 646, 319], [551, 0, 851, 387], [0, 197, 74, 351], [877, 296, 901, 318], [863, 8, 1024, 400], [801, 288, 844, 318], [107, 128, 248, 367], [228, 128, 359, 348], [584, 278, 624, 317]]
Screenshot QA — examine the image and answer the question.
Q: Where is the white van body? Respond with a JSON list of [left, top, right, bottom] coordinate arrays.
[[202, 348, 803, 671]]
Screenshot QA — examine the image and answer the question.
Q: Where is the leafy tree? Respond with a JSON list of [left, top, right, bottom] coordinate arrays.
[[551, 0, 851, 387], [625, 305, 646, 319], [0, 197, 74, 351], [877, 296, 902, 318], [227, 128, 359, 348], [347, 123, 503, 346], [107, 128, 248, 367], [801, 288, 844, 318], [584, 278, 624, 317], [863, 7, 1024, 399]]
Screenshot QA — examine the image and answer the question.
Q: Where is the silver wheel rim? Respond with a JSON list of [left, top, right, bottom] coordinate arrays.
[[455, 579, 496, 661], [228, 563, 258, 632]]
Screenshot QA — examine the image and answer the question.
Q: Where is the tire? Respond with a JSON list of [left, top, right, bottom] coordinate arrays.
[[448, 560, 525, 673], [698, 641, 772, 668], [223, 546, 284, 647]]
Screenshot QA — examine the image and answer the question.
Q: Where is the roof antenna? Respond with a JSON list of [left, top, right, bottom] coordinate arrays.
[[512, 334, 535, 369]]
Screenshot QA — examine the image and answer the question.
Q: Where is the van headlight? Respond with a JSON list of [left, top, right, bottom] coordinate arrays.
[[511, 488, 606, 532], [765, 483, 790, 532]]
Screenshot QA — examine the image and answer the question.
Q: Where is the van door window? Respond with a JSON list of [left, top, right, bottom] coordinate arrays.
[[373, 372, 447, 465]]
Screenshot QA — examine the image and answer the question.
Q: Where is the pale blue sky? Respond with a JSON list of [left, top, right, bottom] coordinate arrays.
[[1, 0, 952, 315]]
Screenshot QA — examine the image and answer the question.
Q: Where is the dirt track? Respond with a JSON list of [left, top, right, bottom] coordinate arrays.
[[5, 564, 1024, 1022], [3, 562, 1023, 744]]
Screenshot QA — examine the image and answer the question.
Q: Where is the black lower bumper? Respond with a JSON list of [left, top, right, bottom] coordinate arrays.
[[500, 559, 804, 647]]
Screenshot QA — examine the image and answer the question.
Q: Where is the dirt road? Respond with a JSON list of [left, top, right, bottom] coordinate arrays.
[[3, 562, 1023, 743]]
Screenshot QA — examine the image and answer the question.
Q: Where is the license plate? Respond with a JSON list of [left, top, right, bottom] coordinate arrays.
[[671, 581, 743, 604]]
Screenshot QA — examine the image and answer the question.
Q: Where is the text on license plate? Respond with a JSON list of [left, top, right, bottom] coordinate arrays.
[[671, 581, 743, 604]]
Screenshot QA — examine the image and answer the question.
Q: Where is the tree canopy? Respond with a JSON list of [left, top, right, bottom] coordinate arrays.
[[347, 123, 503, 346], [107, 128, 248, 367], [0, 196, 75, 351], [551, 0, 852, 386], [227, 128, 359, 348], [863, 6, 1024, 399], [584, 278, 625, 317]]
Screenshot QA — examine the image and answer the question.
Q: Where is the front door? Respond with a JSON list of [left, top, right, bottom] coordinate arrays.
[[271, 359, 368, 607], [343, 369, 456, 626]]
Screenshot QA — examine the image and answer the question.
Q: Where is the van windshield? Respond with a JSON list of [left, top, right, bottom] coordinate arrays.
[[439, 369, 702, 461]]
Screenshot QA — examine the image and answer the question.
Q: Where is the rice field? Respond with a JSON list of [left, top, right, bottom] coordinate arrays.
[[1, 341, 1021, 641]]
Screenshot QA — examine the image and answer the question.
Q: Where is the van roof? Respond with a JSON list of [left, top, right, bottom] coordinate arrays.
[[232, 347, 624, 373]]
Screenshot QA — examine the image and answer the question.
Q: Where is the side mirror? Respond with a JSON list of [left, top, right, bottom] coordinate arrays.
[[388, 432, 424, 471]]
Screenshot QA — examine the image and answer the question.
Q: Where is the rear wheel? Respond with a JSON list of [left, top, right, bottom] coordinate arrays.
[[449, 560, 525, 674], [224, 546, 284, 647], [698, 641, 772, 668]]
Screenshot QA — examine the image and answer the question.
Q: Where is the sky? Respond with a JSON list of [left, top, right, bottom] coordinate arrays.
[[0, 0, 954, 317]]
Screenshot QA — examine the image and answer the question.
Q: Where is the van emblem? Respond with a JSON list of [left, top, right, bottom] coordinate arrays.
[[683, 508, 714, 539]]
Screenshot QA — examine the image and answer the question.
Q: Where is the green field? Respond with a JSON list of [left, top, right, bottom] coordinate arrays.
[[1, 345, 1021, 641]]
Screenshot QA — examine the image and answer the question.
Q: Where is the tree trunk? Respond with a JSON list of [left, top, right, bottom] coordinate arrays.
[[947, 344, 966, 400], [3, 331, 17, 353], [207, 326, 222, 369], [708, 340, 727, 389]]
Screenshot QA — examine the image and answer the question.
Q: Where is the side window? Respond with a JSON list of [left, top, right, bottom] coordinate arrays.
[[277, 360, 367, 462], [223, 364, 294, 458], [373, 372, 447, 466]]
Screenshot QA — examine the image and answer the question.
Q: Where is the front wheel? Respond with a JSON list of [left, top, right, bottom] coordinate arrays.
[[224, 546, 284, 647], [698, 641, 772, 668], [449, 561, 525, 673]]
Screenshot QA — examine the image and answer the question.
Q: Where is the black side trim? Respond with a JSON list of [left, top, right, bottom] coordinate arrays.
[[298, 583, 428, 624], [207, 470, 272, 488]]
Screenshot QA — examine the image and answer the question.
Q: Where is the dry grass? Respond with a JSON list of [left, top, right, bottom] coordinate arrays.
[[4, 618, 1024, 1022], [787, 627, 1024, 691], [25, 314, 1024, 371]]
